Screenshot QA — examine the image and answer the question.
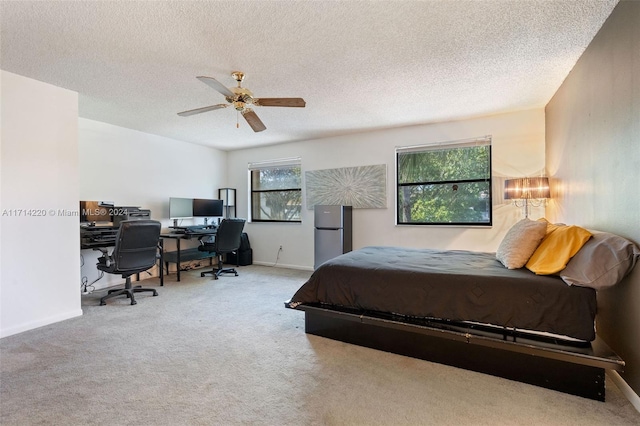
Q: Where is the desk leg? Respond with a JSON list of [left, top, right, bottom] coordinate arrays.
[[176, 237, 181, 282], [159, 239, 164, 286]]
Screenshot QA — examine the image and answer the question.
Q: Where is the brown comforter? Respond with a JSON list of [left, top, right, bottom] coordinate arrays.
[[289, 246, 597, 341]]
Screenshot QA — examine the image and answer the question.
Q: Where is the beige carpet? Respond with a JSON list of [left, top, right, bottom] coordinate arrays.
[[2, 265, 640, 425]]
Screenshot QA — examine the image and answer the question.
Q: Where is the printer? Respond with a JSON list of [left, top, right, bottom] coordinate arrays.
[[112, 206, 151, 227]]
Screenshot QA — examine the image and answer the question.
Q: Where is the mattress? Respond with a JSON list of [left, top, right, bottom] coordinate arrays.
[[289, 246, 597, 341]]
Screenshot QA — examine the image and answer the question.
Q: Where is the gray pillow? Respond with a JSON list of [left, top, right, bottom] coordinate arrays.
[[560, 231, 640, 289], [496, 218, 547, 269]]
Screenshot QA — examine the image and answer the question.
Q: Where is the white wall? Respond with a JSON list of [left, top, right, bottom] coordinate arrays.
[[78, 119, 227, 289], [228, 109, 546, 270], [1, 71, 82, 338]]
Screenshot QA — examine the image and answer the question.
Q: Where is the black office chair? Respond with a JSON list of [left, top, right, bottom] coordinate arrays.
[[96, 220, 162, 305], [198, 218, 246, 279]]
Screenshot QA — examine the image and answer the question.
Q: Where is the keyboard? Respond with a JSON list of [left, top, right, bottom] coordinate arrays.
[[170, 225, 216, 235], [172, 224, 215, 231], [185, 225, 208, 230], [195, 228, 216, 235]]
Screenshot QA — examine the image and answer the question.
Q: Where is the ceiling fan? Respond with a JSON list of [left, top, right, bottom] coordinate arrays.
[[177, 71, 306, 132]]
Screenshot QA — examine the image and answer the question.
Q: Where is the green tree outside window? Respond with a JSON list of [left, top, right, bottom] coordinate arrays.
[[397, 141, 492, 225]]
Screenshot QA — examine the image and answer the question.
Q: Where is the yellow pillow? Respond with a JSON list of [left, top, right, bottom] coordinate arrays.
[[526, 221, 592, 275]]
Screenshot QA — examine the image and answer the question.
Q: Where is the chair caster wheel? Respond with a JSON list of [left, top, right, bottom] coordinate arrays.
[[153, 292, 158, 296], [200, 272, 205, 277], [100, 301, 106, 306], [131, 300, 137, 305]]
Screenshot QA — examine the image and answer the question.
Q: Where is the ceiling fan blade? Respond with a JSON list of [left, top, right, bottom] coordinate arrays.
[[196, 76, 235, 98], [254, 98, 306, 107], [242, 109, 266, 132], [177, 104, 229, 117]]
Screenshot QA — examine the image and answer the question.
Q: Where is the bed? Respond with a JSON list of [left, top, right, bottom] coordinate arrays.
[[286, 223, 640, 401]]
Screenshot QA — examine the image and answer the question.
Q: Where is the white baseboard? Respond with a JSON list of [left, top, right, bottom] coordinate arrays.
[[252, 261, 313, 272], [0, 308, 83, 339], [608, 371, 640, 413]]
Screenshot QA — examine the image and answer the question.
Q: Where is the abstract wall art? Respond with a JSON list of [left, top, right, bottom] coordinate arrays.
[[305, 164, 387, 209]]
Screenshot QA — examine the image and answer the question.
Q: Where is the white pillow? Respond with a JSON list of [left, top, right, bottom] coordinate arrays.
[[496, 218, 547, 269]]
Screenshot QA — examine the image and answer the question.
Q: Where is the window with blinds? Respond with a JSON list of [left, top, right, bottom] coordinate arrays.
[[248, 157, 302, 223], [396, 137, 492, 225]]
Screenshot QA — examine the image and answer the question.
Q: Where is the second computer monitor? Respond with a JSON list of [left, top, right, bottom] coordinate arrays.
[[192, 198, 224, 218]]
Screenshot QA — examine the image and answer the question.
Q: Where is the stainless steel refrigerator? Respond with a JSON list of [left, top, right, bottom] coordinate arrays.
[[314, 205, 352, 269]]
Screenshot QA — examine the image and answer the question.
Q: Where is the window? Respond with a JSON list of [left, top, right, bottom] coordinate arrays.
[[249, 157, 302, 222], [396, 137, 492, 225]]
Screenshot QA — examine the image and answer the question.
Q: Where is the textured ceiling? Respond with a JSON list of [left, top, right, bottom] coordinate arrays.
[[0, 0, 618, 151]]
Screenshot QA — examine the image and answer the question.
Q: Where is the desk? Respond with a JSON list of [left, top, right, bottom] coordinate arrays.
[[160, 229, 217, 282]]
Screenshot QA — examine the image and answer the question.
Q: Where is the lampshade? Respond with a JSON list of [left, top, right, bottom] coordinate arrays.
[[504, 177, 550, 200], [218, 188, 235, 206]]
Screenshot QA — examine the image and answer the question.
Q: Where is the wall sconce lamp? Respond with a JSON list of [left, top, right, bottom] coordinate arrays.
[[504, 177, 550, 218]]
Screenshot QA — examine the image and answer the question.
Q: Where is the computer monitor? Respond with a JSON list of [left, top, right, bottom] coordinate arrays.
[[192, 198, 223, 219], [169, 197, 193, 219]]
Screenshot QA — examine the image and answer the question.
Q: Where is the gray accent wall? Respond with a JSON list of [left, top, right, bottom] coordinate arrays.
[[545, 0, 640, 395]]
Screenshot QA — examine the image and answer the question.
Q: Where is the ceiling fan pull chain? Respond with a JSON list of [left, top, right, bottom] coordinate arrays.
[[236, 110, 239, 128]]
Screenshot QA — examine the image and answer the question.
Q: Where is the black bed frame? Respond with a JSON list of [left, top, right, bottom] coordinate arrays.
[[287, 303, 624, 401]]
